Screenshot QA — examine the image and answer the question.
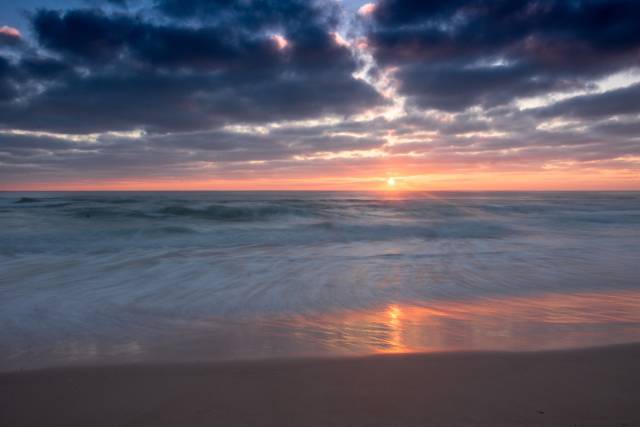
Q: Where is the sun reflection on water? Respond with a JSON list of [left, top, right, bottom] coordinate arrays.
[[280, 290, 640, 356], [382, 304, 405, 353]]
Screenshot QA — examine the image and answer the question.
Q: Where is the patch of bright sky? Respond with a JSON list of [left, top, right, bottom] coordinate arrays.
[[536, 118, 588, 132], [341, 0, 374, 12], [331, 0, 407, 122], [223, 116, 345, 135], [0, 128, 145, 142], [466, 57, 512, 69], [293, 148, 386, 161], [456, 130, 510, 139]]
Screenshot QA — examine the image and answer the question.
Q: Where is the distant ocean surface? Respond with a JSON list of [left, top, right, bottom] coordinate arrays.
[[1, 191, 639, 370]]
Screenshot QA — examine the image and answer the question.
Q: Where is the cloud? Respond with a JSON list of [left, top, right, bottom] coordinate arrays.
[[0, 1, 382, 133], [0, 0, 639, 188], [358, 3, 376, 16], [0, 122, 388, 185], [534, 83, 640, 119], [367, 0, 640, 112], [0, 25, 21, 45], [0, 26, 20, 37]]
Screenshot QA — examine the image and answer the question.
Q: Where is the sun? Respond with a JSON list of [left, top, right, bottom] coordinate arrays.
[[386, 177, 396, 187]]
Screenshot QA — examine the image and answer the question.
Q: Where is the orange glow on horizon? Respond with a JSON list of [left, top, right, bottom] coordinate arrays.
[[3, 167, 638, 192]]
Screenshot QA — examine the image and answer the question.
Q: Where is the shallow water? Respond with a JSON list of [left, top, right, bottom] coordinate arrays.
[[1, 191, 639, 370]]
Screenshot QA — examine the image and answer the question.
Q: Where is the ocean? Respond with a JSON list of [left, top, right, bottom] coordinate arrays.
[[1, 191, 639, 370]]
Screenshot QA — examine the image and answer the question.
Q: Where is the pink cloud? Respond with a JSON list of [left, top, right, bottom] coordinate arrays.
[[0, 25, 21, 39], [358, 3, 376, 16], [331, 32, 350, 48], [271, 34, 289, 50]]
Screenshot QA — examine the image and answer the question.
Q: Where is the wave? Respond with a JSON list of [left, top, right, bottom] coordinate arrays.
[[309, 220, 514, 240], [1, 192, 639, 254], [70, 207, 153, 219], [14, 197, 41, 204], [159, 203, 322, 221]]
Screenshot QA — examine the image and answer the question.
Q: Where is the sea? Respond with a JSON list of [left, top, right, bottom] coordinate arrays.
[[1, 191, 639, 370]]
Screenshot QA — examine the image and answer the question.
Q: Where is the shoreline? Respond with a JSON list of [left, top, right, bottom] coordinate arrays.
[[2, 343, 639, 426]]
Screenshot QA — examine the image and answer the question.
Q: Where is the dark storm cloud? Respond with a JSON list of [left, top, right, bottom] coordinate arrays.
[[0, 56, 22, 102], [0, 1, 381, 133], [155, 0, 336, 30], [394, 61, 588, 111], [31, 9, 278, 68], [367, 0, 640, 111], [18, 56, 72, 79]]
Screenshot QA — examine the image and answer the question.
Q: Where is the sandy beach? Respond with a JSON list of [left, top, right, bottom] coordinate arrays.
[[2, 343, 639, 427]]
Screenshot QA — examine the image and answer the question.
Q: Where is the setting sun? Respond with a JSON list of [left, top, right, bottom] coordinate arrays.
[[387, 177, 396, 187]]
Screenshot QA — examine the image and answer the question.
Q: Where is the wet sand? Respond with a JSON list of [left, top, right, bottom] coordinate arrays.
[[1, 344, 639, 427]]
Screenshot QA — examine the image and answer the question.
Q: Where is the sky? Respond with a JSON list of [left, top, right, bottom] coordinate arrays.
[[0, 0, 639, 191]]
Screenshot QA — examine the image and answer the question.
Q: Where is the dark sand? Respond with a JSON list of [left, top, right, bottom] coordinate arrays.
[[2, 344, 639, 427]]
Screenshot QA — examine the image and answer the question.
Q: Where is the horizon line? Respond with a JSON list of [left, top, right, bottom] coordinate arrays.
[[2, 189, 640, 193]]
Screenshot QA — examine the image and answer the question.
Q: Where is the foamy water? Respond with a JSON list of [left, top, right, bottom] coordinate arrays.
[[1, 192, 639, 370]]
